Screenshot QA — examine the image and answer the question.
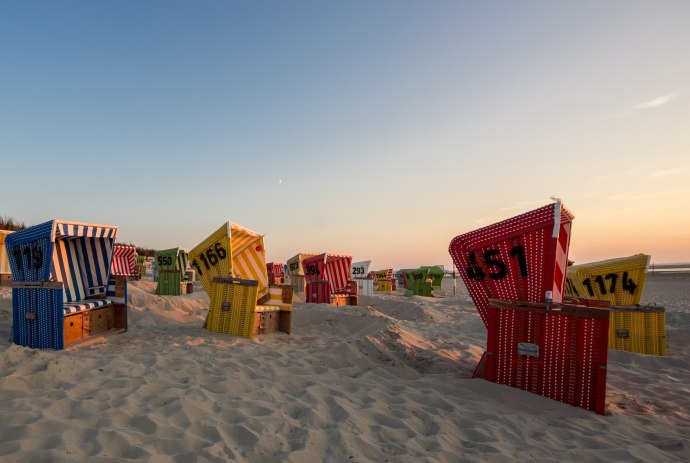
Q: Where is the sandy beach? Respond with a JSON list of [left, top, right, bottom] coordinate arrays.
[[0, 273, 688, 462]]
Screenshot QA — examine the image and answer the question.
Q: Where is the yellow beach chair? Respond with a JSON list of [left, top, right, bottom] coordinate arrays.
[[190, 223, 292, 339]]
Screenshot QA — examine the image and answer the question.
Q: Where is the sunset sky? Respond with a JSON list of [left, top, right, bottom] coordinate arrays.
[[1, 1, 689, 270]]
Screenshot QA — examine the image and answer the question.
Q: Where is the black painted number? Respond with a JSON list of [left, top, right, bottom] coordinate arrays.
[[466, 245, 528, 281], [157, 256, 173, 266], [192, 242, 228, 277], [582, 272, 636, 297], [13, 244, 44, 272], [306, 264, 320, 276], [352, 266, 365, 276]]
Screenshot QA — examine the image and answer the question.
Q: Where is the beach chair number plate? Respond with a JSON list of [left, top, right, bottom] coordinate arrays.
[[191, 242, 227, 277], [157, 256, 173, 266], [352, 266, 366, 276], [305, 265, 320, 276], [12, 245, 44, 272], [517, 342, 539, 357], [289, 262, 299, 272], [465, 245, 528, 281], [581, 273, 637, 297]]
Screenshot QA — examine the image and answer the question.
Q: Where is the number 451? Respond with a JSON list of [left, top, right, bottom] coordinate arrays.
[[466, 245, 528, 281]]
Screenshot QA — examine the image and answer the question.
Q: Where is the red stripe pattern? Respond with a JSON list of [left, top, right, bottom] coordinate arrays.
[[303, 253, 352, 297], [111, 244, 137, 276], [266, 262, 284, 281], [448, 202, 575, 326]]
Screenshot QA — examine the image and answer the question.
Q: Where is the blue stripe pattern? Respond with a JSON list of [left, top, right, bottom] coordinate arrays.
[[63, 299, 112, 315], [51, 237, 114, 302]]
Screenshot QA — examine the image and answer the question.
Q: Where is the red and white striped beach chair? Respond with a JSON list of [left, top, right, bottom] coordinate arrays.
[[303, 253, 357, 306], [111, 244, 138, 277]]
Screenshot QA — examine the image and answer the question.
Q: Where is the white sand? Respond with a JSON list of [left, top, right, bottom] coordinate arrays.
[[0, 274, 688, 462]]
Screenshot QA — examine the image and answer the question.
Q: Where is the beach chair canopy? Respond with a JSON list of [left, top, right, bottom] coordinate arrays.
[[155, 247, 189, 272], [449, 201, 574, 326], [4, 220, 118, 302], [351, 260, 371, 278], [566, 254, 650, 305], [373, 268, 393, 283], [189, 222, 268, 298], [404, 268, 430, 285], [303, 253, 352, 294], [267, 262, 284, 279], [421, 265, 444, 288], [112, 244, 138, 276], [286, 253, 318, 277], [0, 230, 12, 275]]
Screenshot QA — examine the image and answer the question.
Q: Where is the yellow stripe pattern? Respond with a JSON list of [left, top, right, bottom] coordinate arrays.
[[0, 230, 12, 275]]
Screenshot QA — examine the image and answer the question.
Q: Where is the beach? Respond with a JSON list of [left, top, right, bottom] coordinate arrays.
[[0, 273, 688, 462]]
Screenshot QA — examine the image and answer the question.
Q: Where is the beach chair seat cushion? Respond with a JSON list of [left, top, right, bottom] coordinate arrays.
[[63, 299, 113, 315]]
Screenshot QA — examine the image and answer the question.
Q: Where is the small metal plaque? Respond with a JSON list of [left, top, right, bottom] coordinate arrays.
[[221, 302, 231, 311], [517, 342, 539, 357], [25, 312, 37, 320], [616, 328, 629, 338]]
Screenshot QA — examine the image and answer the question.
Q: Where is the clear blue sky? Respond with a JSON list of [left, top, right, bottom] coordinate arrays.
[[2, 1, 689, 269]]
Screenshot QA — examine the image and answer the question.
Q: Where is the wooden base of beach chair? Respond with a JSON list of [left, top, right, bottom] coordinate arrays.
[[0, 274, 11, 287], [253, 308, 291, 336], [331, 294, 357, 306], [64, 304, 127, 346], [180, 282, 193, 294]]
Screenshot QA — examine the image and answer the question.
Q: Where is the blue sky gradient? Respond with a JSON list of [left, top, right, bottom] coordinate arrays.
[[2, 1, 689, 268]]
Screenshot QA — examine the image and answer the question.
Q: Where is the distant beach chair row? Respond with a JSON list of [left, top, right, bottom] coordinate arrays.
[[2, 209, 666, 418]]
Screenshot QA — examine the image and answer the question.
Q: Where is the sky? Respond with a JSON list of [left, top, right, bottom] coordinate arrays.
[[1, 1, 689, 270]]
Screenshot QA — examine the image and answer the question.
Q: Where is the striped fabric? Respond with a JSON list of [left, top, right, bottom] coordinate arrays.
[[258, 286, 292, 310], [53, 221, 117, 240], [267, 262, 284, 279], [0, 230, 12, 274], [63, 299, 112, 315], [230, 223, 268, 298], [303, 253, 352, 295], [286, 253, 318, 277], [112, 244, 137, 276], [373, 269, 393, 284], [178, 250, 189, 273], [51, 236, 114, 302]]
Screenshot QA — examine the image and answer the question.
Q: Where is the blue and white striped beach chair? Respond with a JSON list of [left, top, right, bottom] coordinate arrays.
[[4, 220, 128, 350]]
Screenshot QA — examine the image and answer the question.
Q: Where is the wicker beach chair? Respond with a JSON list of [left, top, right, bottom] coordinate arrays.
[[352, 260, 374, 296], [566, 254, 665, 356], [0, 229, 13, 286], [154, 247, 189, 296], [190, 223, 292, 339], [5, 220, 128, 349], [303, 253, 357, 306], [111, 244, 138, 278], [448, 201, 574, 327], [286, 253, 318, 294]]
